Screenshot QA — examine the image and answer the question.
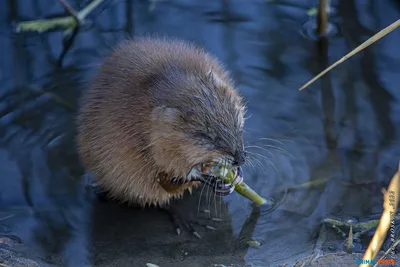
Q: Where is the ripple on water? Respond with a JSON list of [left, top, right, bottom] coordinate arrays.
[[300, 20, 339, 41]]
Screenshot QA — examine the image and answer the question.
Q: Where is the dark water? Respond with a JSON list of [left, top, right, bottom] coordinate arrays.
[[1, 0, 400, 266]]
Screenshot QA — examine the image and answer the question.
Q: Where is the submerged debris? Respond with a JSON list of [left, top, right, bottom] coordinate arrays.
[[0, 248, 41, 267], [246, 240, 262, 248]]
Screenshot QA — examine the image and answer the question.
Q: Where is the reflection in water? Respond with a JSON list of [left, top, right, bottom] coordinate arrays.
[[1, 0, 400, 266]]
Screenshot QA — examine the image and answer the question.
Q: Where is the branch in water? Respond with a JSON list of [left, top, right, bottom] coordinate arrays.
[[15, 0, 104, 33]]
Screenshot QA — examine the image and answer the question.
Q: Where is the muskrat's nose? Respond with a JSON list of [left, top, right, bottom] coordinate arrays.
[[233, 150, 246, 166]]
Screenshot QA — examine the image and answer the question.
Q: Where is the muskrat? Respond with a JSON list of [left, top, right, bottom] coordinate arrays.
[[77, 37, 247, 208]]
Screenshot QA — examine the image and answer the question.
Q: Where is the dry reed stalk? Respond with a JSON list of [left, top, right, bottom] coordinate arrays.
[[317, 0, 330, 35], [359, 163, 400, 267], [299, 19, 400, 91]]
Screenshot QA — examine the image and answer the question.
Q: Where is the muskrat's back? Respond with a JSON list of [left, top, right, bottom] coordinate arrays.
[[77, 38, 245, 206]]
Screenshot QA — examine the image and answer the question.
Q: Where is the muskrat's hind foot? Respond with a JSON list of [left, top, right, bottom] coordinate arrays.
[[161, 206, 202, 239]]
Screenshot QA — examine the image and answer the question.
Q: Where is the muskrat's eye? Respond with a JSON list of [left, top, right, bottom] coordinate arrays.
[[195, 132, 214, 144], [194, 132, 226, 151], [214, 136, 224, 149]]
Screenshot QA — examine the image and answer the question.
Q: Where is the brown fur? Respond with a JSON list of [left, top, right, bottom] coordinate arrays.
[[76, 37, 246, 207]]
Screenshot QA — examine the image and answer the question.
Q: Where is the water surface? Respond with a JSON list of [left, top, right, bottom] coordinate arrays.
[[1, 0, 400, 266]]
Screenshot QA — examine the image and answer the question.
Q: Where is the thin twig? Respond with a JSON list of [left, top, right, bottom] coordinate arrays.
[[0, 214, 14, 221], [299, 19, 400, 91], [360, 162, 400, 267], [57, 0, 79, 22], [57, 23, 80, 67]]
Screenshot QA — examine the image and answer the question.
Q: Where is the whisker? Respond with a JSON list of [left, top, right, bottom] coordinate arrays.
[[219, 158, 229, 219], [246, 151, 276, 167], [246, 155, 264, 172], [219, 184, 223, 219], [245, 145, 274, 157], [197, 175, 209, 216], [248, 152, 278, 170], [205, 173, 212, 212], [246, 144, 294, 159], [256, 144, 293, 158], [247, 154, 271, 173], [245, 157, 256, 171], [255, 137, 285, 145], [246, 136, 295, 155], [257, 137, 294, 144], [213, 162, 219, 217]]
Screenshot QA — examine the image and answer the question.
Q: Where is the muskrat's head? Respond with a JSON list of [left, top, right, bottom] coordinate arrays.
[[149, 69, 246, 195]]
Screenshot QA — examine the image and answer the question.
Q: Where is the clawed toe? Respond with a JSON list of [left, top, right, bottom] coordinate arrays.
[[162, 207, 202, 238]]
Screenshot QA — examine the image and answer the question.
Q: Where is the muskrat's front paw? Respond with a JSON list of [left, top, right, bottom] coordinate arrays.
[[162, 206, 202, 239], [162, 206, 225, 239]]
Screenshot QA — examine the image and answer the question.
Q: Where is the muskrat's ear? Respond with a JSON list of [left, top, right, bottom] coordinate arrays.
[[152, 106, 181, 124]]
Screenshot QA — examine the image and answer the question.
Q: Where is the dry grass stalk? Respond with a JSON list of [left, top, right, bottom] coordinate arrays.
[[372, 238, 400, 267], [359, 163, 400, 267], [299, 19, 400, 91]]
